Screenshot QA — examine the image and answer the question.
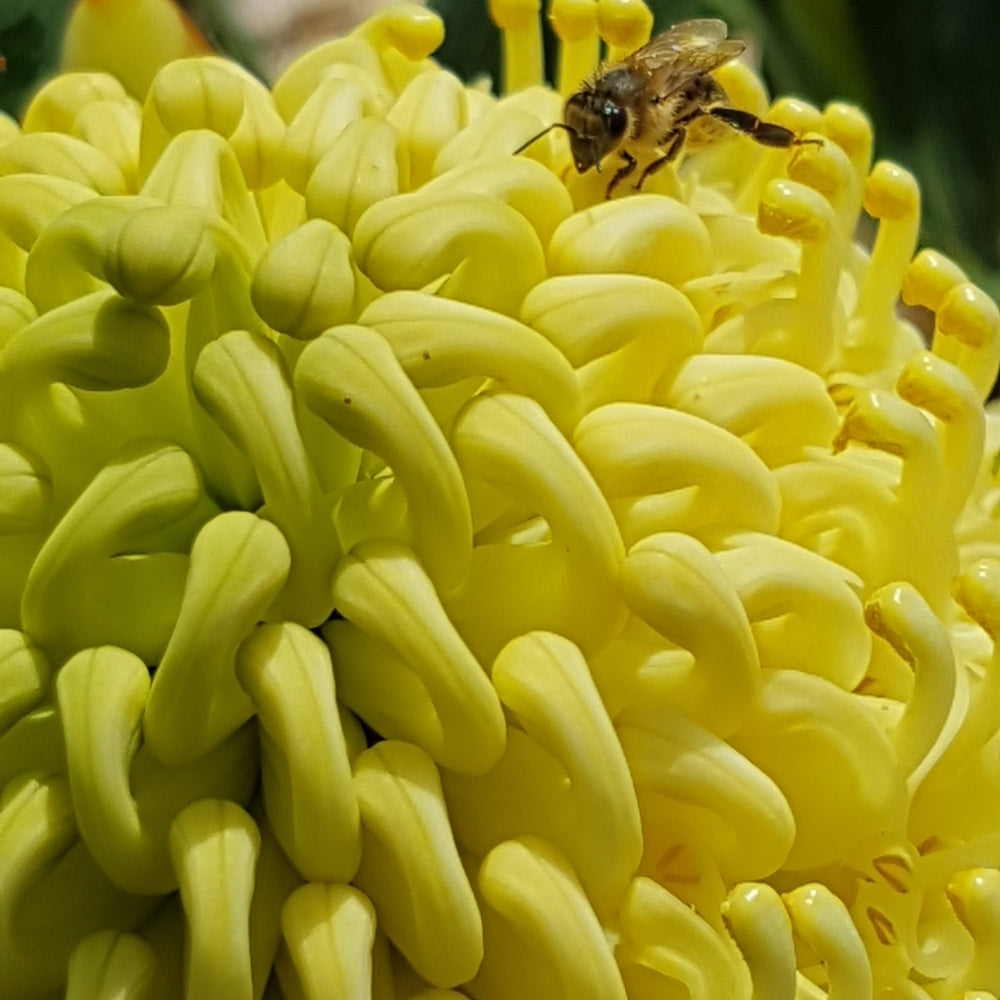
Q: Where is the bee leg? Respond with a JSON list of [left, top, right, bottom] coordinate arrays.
[[605, 150, 637, 198], [708, 106, 820, 148], [634, 128, 685, 191], [635, 152, 672, 190], [662, 128, 687, 162]]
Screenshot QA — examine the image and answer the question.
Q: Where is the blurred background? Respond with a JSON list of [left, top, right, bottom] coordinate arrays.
[[2, 0, 999, 306]]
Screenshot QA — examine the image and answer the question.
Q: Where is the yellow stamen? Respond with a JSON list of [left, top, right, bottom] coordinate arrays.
[[489, 0, 544, 93]]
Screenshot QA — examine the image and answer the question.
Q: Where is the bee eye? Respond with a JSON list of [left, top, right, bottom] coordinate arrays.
[[602, 101, 627, 138]]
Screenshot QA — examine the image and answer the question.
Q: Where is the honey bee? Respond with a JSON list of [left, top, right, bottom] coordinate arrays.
[[515, 18, 819, 198]]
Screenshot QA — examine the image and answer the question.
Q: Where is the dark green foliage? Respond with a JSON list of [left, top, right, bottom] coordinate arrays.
[[0, 0, 75, 118]]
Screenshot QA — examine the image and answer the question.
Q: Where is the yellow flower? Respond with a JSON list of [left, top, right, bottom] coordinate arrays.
[[60, 0, 213, 100], [1, 1, 999, 998]]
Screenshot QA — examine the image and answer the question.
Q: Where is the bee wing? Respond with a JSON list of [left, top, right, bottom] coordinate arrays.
[[631, 19, 745, 94]]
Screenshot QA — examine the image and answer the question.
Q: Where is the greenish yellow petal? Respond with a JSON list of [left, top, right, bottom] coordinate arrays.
[[4, 2, 1000, 996]]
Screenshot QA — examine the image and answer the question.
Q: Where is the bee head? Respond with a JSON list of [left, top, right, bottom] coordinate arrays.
[[564, 90, 629, 173]]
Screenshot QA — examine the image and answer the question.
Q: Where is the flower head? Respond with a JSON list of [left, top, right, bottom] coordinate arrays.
[[1, 2, 1000, 998]]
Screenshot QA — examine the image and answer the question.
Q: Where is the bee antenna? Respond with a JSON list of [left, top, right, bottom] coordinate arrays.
[[513, 122, 577, 156]]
